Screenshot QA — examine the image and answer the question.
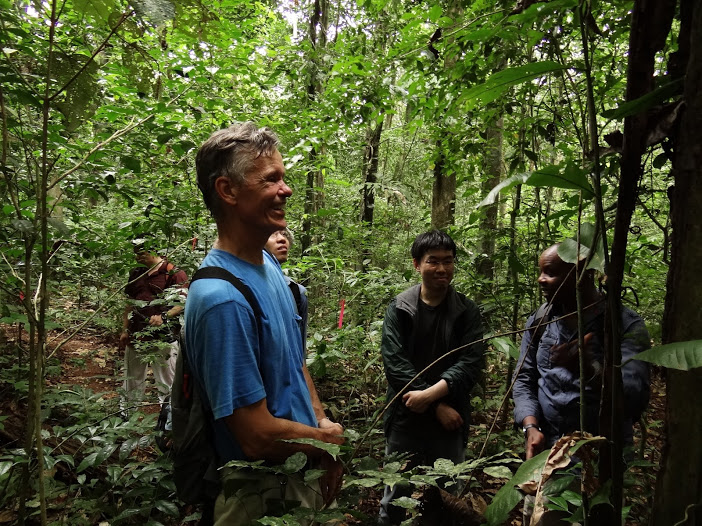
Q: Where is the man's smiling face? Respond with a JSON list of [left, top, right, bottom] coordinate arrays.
[[233, 150, 292, 237]]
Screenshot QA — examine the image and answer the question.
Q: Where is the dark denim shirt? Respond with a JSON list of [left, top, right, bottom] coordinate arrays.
[[513, 303, 650, 446]]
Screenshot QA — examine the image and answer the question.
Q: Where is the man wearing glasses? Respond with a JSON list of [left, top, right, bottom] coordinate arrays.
[[378, 230, 485, 525]]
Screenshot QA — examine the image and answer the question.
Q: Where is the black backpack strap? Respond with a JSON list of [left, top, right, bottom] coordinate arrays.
[[288, 281, 302, 316], [527, 302, 552, 353], [191, 266, 263, 335]]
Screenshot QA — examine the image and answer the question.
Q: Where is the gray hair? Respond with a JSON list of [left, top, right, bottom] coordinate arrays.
[[195, 122, 281, 219], [282, 227, 294, 245]]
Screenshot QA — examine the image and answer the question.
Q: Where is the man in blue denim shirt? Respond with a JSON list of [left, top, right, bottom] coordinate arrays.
[[513, 244, 650, 459]]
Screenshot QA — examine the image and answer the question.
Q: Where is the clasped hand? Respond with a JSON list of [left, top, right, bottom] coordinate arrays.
[[550, 332, 596, 375]]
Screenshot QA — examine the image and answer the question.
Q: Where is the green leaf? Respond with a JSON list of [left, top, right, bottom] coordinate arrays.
[[602, 78, 684, 120], [282, 451, 308, 474], [304, 469, 326, 483], [0, 461, 12, 477], [76, 451, 99, 473], [483, 465, 513, 479], [428, 4, 442, 23], [155, 500, 179, 516], [460, 61, 565, 110], [558, 222, 605, 271], [122, 156, 141, 173], [157, 132, 174, 144], [477, 173, 529, 208], [526, 164, 594, 197], [627, 340, 702, 370], [346, 477, 382, 488], [393, 496, 420, 510], [316, 208, 339, 217], [484, 449, 550, 525], [282, 438, 341, 459], [491, 336, 520, 360]]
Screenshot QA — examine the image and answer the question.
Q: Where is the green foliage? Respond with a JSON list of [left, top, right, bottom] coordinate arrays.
[[0, 0, 678, 522], [628, 340, 702, 371]]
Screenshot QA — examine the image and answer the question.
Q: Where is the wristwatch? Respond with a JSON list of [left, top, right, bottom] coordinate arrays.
[[523, 423, 541, 436]]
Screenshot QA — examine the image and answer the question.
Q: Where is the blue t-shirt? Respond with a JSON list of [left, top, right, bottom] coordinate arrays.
[[184, 249, 317, 462]]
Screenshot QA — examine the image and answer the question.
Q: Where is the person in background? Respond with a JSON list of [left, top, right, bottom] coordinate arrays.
[[265, 228, 308, 345], [119, 240, 188, 409], [512, 243, 650, 524], [187, 122, 344, 525], [379, 230, 485, 525]]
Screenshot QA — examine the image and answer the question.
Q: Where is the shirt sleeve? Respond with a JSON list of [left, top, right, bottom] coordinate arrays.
[[381, 301, 432, 393], [439, 300, 485, 399], [197, 299, 266, 421], [513, 313, 543, 426]]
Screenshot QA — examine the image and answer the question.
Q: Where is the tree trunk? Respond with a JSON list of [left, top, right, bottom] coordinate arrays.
[[301, 0, 327, 257], [654, 1, 702, 523], [598, 1, 675, 523], [359, 118, 384, 271], [360, 119, 384, 226], [430, 0, 461, 231], [431, 142, 456, 230], [476, 117, 503, 301]]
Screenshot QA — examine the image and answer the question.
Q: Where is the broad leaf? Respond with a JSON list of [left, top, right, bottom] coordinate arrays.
[[283, 438, 341, 459], [526, 164, 594, 198], [628, 340, 702, 370], [477, 173, 529, 208], [282, 451, 308, 474], [491, 336, 520, 360], [460, 61, 565, 109], [602, 78, 684, 120], [558, 222, 605, 271], [484, 449, 550, 525]]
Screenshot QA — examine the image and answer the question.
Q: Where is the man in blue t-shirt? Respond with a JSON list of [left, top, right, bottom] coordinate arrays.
[[189, 122, 344, 525]]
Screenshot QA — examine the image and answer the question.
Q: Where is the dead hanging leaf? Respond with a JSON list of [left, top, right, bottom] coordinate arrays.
[[525, 432, 606, 525]]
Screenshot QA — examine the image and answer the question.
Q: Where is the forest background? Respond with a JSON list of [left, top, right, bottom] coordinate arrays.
[[1, 0, 701, 524]]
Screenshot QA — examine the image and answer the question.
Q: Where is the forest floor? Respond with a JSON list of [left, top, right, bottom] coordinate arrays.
[[0, 324, 666, 525]]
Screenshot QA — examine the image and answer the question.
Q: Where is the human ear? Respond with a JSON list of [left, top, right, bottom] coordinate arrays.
[[214, 176, 237, 206], [413, 258, 421, 271]]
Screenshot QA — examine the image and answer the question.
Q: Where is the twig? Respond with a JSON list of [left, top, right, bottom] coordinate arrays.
[[47, 87, 192, 191], [48, 11, 134, 102]]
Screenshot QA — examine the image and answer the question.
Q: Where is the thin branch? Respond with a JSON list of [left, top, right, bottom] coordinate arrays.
[[48, 10, 133, 102], [395, 10, 509, 61], [48, 87, 191, 191]]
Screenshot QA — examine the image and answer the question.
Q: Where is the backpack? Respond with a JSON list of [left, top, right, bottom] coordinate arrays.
[[170, 266, 263, 508]]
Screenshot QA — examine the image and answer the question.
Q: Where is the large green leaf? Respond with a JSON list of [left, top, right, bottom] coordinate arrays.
[[558, 222, 605, 271], [491, 336, 520, 360], [526, 163, 594, 198], [628, 340, 702, 370], [602, 78, 684, 120], [283, 438, 341, 459], [460, 61, 565, 110], [477, 173, 529, 208], [484, 449, 550, 525]]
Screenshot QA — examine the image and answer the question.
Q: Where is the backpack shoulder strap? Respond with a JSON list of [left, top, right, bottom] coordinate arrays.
[[527, 302, 552, 353], [288, 281, 302, 316], [190, 266, 263, 335]]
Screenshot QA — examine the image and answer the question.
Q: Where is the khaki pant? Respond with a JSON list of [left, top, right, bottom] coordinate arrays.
[[214, 468, 326, 526], [122, 339, 178, 407]]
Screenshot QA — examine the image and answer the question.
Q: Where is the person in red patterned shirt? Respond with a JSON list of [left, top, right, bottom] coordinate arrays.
[[119, 240, 188, 411]]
